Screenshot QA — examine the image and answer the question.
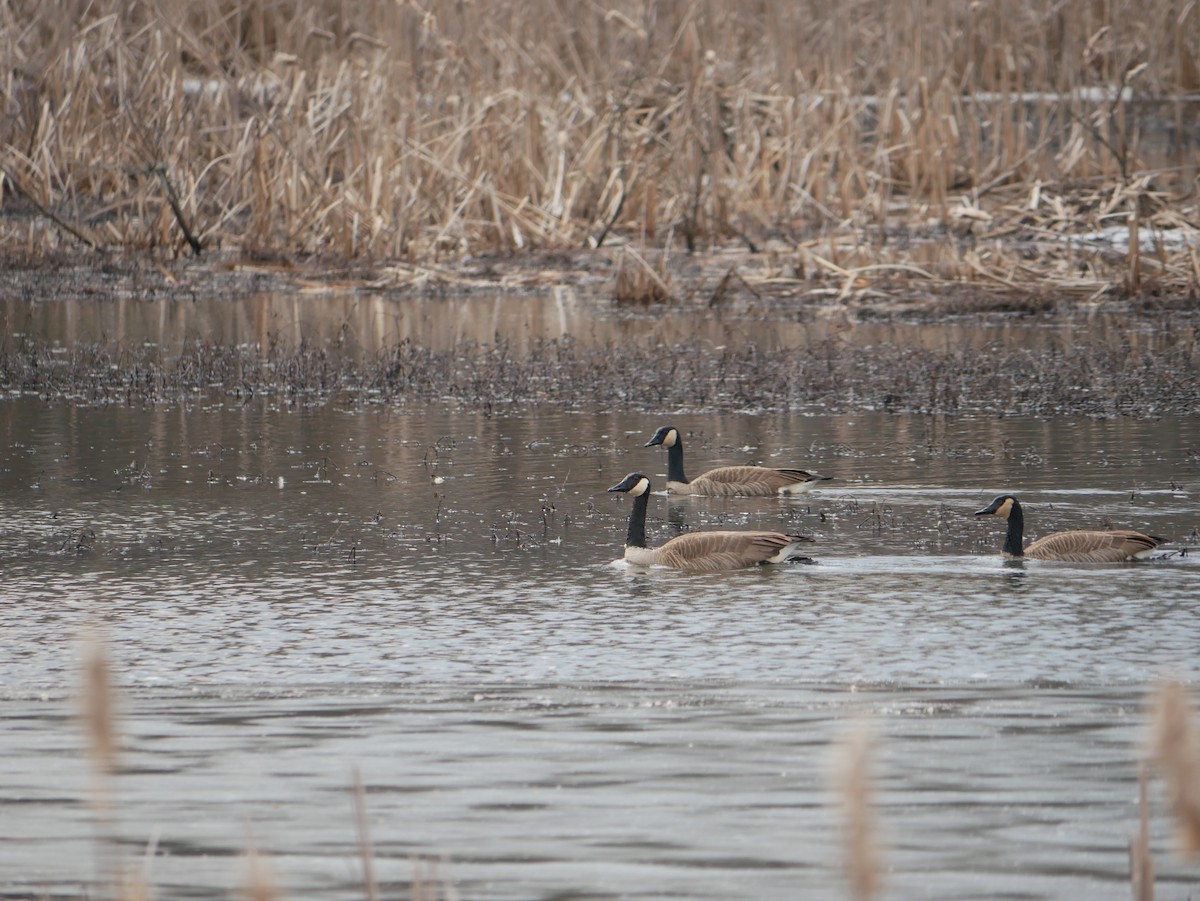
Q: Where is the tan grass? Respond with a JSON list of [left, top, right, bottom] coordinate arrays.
[[614, 245, 673, 303], [0, 1, 1196, 299]]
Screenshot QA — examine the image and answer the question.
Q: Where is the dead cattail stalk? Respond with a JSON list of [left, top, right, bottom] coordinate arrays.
[[1188, 241, 1200, 296], [83, 636, 118, 814], [1128, 764, 1154, 901], [81, 633, 133, 895], [614, 245, 672, 303], [114, 870, 152, 901], [353, 766, 379, 901], [244, 832, 279, 901], [834, 721, 880, 901], [0, 164, 106, 252], [152, 165, 204, 256], [1127, 205, 1142, 294], [1149, 679, 1200, 857]]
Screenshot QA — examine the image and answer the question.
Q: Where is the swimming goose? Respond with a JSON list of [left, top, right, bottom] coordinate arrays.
[[608, 472, 815, 571], [644, 426, 830, 497], [974, 494, 1163, 562]]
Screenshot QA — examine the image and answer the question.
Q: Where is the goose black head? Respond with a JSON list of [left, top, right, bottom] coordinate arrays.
[[975, 495, 1018, 520], [644, 426, 679, 449], [608, 472, 652, 496]]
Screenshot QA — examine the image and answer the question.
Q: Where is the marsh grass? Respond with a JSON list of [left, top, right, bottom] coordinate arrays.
[[1, 1, 1198, 299], [614, 245, 673, 303]]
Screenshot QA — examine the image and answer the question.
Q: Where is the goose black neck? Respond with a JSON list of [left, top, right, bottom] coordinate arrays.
[[1004, 500, 1026, 557], [665, 441, 689, 485], [625, 490, 649, 548]]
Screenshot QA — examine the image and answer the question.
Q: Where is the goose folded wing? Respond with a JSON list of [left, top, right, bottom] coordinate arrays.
[[1025, 529, 1161, 562], [657, 531, 804, 571]]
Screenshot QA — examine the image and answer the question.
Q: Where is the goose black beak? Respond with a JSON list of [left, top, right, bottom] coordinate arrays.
[[608, 472, 644, 493], [974, 497, 1004, 516], [644, 426, 674, 448]]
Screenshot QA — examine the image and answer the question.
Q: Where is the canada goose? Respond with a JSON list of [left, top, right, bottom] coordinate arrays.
[[644, 426, 830, 497], [974, 494, 1163, 562], [608, 472, 815, 571]]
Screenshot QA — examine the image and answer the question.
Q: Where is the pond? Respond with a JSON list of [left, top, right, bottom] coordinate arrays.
[[1, 293, 1199, 900]]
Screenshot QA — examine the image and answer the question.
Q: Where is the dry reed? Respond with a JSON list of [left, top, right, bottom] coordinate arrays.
[[833, 720, 879, 901], [1, 1, 1197, 299], [83, 636, 118, 812], [1149, 679, 1200, 857], [1128, 765, 1154, 901], [353, 766, 380, 901], [244, 833, 280, 901], [75, 640, 454, 901], [614, 245, 673, 303], [81, 634, 153, 901]]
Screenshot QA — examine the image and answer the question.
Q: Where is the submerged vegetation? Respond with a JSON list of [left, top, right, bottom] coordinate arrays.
[[3, 324, 1199, 415], [1, 0, 1198, 302]]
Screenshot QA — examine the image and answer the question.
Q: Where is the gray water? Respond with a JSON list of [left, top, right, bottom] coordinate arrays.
[[2, 392, 1199, 900], [5, 289, 1191, 359]]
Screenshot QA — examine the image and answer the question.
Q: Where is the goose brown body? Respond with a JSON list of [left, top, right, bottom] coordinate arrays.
[[645, 426, 829, 496], [608, 472, 815, 571], [974, 494, 1162, 562]]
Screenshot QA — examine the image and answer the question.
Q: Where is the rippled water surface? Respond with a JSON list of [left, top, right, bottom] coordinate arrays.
[[3, 396, 1200, 899]]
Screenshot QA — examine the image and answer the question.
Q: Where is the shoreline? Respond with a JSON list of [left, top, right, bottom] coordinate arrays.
[[3, 245, 1197, 418]]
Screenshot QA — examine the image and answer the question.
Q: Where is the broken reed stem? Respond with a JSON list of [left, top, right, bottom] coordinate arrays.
[[1126, 205, 1141, 295], [83, 637, 118, 816], [835, 721, 879, 901], [81, 634, 136, 897], [411, 857, 435, 901], [353, 766, 379, 901], [0, 165, 106, 252], [1150, 680, 1200, 857], [1129, 764, 1154, 901], [152, 166, 203, 257], [614, 245, 672, 303], [244, 831, 280, 901]]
